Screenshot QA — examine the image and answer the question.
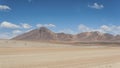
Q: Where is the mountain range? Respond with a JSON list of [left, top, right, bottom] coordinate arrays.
[[12, 27, 120, 42]]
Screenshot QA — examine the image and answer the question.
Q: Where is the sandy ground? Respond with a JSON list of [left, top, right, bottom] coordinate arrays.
[[0, 40, 120, 68]]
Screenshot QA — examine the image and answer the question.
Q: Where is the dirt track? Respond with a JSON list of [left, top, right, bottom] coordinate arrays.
[[0, 40, 120, 68]]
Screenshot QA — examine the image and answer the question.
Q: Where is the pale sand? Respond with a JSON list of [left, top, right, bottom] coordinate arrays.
[[0, 40, 120, 68]]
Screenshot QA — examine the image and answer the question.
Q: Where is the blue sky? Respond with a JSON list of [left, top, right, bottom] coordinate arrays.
[[0, 0, 120, 39]]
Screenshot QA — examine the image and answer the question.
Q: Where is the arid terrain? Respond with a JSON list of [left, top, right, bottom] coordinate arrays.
[[1, 0, 120, 68], [0, 40, 120, 68]]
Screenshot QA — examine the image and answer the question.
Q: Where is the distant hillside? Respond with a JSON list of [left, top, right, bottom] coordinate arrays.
[[12, 27, 120, 42]]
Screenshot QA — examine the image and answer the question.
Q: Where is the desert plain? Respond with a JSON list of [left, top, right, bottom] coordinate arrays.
[[0, 40, 120, 68]]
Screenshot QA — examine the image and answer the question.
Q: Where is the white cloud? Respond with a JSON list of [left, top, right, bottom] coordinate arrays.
[[12, 30, 22, 34], [0, 32, 12, 39], [36, 24, 42, 27], [88, 3, 104, 9], [36, 24, 56, 28], [78, 24, 92, 32], [0, 5, 11, 11], [100, 25, 111, 32], [0, 21, 35, 39], [11, 30, 24, 38], [21, 23, 32, 29], [59, 29, 76, 34], [0, 21, 20, 29], [0, 29, 25, 39], [78, 24, 120, 35]]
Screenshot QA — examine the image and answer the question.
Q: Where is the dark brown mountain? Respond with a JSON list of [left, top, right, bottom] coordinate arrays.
[[56, 33, 74, 41], [111, 35, 120, 42], [12, 27, 57, 41], [12, 27, 120, 42], [75, 31, 114, 42]]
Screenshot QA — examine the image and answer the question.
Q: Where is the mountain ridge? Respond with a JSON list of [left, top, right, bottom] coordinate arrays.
[[12, 27, 120, 42]]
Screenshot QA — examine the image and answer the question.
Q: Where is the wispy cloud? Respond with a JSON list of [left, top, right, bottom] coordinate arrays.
[[78, 24, 91, 32], [0, 21, 20, 29], [0, 5, 11, 11], [78, 24, 120, 35], [21, 23, 32, 29], [58, 29, 76, 34], [0, 21, 32, 39], [12, 30, 22, 34], [0, 30, 23, 39], [0, 32, 9, 39], [88, 3, 104, 9], [36, 24, 56, 28], [0, 21, 33, 29]]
